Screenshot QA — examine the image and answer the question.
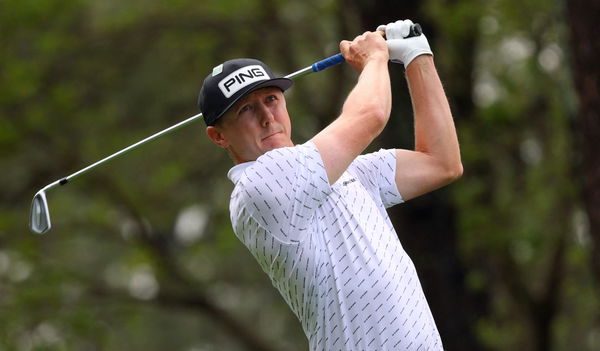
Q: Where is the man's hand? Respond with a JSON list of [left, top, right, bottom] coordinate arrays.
[[339, 31, 389, 72], [377, 19, 433, 68]]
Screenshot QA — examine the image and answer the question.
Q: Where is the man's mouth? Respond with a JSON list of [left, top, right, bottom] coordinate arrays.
[[262, 131, 281, 141]]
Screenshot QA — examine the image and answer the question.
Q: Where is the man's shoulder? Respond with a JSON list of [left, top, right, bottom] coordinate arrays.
[[229, 146, 302, 208], [230, 141, 331, 213], [234, 142, 323, 184], [257, 141, 321, 165]]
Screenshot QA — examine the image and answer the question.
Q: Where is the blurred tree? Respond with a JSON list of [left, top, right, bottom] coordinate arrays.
[[450, 0, 598, 349], [1, 0, 598, 350], [566, 0, 600, 287]]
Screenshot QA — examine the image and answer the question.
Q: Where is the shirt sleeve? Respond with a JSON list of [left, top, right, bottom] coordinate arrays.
[[348, 149, 404, 208], [236, 141, 332, 244]]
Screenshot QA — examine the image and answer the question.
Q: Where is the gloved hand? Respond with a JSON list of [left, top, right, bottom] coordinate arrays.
[[377, 19, 433, 68]]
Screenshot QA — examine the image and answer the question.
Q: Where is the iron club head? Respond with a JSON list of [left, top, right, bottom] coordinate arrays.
[[30, 190, 51, 234]]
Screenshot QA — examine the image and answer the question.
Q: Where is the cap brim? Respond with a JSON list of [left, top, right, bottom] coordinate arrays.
[[212, 78, 293, 124]]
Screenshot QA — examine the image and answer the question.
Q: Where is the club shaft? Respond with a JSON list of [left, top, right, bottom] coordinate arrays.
[[56, 62, 334, 186], [284, 66, 313, 79], [284, 23, 422, 80], [52, 23, 424, 187], [61, 113, 203, 185]]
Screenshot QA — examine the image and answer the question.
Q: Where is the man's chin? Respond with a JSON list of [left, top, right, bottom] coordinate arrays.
[[261, 134, 292, 150]]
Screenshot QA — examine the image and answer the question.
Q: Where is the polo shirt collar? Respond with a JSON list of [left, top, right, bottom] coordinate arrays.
[[227, 161, 255, 184]]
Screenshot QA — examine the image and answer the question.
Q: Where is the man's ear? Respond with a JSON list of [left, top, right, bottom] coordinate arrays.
[[206, 126, 230, 148]]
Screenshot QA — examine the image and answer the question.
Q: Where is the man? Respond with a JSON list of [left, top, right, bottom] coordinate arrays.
[[198, 19, 461, 350]]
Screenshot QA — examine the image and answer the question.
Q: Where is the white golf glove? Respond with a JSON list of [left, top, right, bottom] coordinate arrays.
[[377, 19, 433, 68]]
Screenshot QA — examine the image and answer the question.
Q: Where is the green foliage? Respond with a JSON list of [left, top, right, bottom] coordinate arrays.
[[1, 0, 597, 350], [440, 0, 598, 349]]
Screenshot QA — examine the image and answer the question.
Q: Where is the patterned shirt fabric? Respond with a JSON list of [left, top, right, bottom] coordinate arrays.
[[227, 141, 443, 351]]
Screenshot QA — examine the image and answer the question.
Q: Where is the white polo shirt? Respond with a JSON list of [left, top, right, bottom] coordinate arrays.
[[228, 141, 443, 351]]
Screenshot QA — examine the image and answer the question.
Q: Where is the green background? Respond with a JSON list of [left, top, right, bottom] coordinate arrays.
[[1, 0, 598, 350]]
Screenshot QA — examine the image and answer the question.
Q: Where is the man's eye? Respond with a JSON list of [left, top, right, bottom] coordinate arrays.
[[266, 95, 277, 102], [239, 105, 252, 113]]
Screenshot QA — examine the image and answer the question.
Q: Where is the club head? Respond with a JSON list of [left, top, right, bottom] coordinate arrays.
[[30, 191, 51, 234]]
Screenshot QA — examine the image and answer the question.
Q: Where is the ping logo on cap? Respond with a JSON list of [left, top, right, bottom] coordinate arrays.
[[218, 65, 268, 98]]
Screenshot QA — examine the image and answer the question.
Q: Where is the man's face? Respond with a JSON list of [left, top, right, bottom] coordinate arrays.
[[206, 87, 293, 163]]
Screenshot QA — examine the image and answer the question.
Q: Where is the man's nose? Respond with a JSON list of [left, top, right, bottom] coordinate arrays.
[[259, 104, 275, 126]]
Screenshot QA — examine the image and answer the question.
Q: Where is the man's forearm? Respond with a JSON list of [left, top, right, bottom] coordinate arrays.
[[406, 56, 462, 175], [341, 57, 392, 135]]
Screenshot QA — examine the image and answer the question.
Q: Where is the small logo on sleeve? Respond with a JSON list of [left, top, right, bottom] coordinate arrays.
[[218, 65, 268, 98]]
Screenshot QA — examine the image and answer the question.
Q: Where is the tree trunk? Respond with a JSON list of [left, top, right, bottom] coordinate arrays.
[[566, 0, 600, 284]]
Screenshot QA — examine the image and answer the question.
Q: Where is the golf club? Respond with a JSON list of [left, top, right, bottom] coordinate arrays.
[[29, 24, 422, 235]]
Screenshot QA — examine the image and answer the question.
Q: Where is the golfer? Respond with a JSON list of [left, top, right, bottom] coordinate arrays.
[[199, 19, 461, 350]]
